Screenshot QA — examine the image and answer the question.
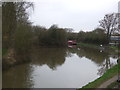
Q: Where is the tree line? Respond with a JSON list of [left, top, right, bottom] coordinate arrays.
[[32, 25, 67, 47], [3, 2, 120, 51], [2, 2, 120, 69], [77, 28, 107, 44]]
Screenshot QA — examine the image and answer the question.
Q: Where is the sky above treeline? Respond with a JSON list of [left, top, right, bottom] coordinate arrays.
[[29, 0, 120, 32]]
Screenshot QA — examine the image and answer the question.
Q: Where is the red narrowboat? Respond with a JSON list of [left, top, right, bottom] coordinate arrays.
[[67, 40, 77, 45]]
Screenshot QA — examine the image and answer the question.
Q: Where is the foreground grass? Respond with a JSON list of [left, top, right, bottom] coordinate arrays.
[[81, 63, 119, 88]]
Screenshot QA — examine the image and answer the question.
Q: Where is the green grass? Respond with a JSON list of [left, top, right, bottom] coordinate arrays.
[[77, 43, 120, 51], [110, 46, 119, 50], [77, 43, 99, 49], [80, 63, 119, 88]]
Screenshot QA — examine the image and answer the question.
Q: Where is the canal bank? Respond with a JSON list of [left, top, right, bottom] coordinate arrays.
[[82, 60, 120, 88], [77, 43, 119, 51], [2, 48, 31, 71]]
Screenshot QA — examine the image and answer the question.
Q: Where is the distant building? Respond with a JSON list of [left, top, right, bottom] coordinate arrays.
[[110, 2, 120, 46], [109, 36, 120, 46]]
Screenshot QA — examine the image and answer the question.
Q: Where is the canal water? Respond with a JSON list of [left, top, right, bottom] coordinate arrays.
[[2, 47, 118, 88]]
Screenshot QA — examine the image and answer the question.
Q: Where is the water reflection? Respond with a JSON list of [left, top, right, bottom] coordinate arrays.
[[97, 57, 116, 76], [68, 45, 76, 48], [2, 63, 34, 88], [2, 46, 118, 88], [67, 46, 118, 76], [67, 47, 109, 64], [31, 48, 67, 70]]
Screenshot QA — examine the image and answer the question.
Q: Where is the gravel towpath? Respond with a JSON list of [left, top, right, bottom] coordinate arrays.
[[98, 75, 118, 88]]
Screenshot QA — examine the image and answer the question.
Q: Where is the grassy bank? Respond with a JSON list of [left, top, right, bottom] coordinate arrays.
[[77, 43, 120, 51], [77, 43, 99, 49], [81, 62, 119, 88], [110, 46, 119, 50]]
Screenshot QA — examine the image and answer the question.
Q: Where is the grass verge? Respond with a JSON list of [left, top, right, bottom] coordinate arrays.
[[77, 43, 120, 52], [81, 63, 119, 88], [110, 46, 119, 50], [77, 43, 99, 49]]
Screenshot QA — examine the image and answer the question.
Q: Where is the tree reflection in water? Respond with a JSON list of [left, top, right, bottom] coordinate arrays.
[[31, 46, 118, 74], [2, 63, 34, 88], [66, 46, 118, 76], [3, 46, 118, 88], [31, 47, 67, 70]]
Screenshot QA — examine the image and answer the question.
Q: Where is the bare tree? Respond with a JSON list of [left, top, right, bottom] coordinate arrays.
[[15, 2, 34, 24], [99, 13, 118, 43]]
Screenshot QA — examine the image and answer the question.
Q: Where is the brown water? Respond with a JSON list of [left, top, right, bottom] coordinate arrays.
[[2, 47, 118, 88]]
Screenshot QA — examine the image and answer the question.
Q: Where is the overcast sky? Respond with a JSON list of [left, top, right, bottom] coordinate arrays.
[[29, 0, 120, 32]]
